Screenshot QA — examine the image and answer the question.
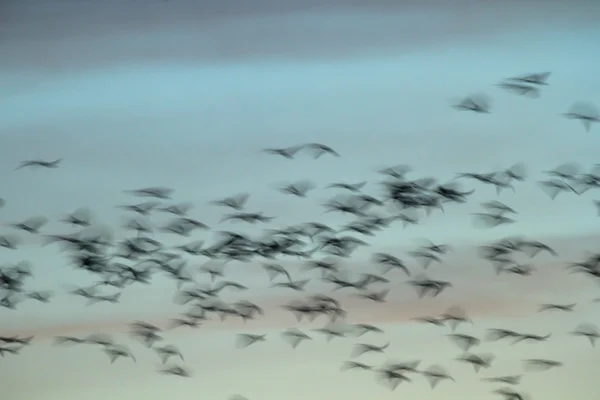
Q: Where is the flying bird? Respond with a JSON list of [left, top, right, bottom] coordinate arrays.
[[16, 158, 62, 170]]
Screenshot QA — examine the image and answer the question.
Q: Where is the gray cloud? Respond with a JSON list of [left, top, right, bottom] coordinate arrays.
[[2, 0, 599, 72]]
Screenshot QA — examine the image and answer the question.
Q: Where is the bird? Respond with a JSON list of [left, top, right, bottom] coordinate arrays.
[[15, 158, 62, 170]]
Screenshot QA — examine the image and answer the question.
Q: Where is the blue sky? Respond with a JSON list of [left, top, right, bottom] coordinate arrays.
[[1, 0, 600, 399]]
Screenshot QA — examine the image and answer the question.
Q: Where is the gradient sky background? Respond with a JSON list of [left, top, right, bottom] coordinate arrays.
[[1, 0, 600, 399]]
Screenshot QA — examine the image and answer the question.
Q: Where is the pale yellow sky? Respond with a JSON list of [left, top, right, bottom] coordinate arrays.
[[3, 313, 598, 400]]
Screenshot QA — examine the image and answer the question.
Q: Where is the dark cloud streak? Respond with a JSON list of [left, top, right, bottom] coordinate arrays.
[[1, 0, 598, 72]]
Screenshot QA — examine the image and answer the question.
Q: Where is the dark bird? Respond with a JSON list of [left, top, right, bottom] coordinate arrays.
[[483, 375, 522, 385], [524, 359, 563, 371], [538, 303, 575, 312], [103, 345, 136, 363], [496, 81, 540, 98], [563, 101, 600, 131], [452, 94, 491, 113], [455, 353, 494, 372], [126, 187, 173, 199], [508, 72, 551, 85], [279, 180, 316, 197], [158, 365, 191, 377], [570, 323, 600, 347], [301, 143, 340, 158], [210, 193, 250, 210], [236, 334, 266, 348], [154, 345, 185, 363], [447, 333, 481, 352], [351, 342, 389, 357], [421, 365, 455, 388], [341, 361, 373, 371], [16, 158, 62, 170], [281, 329, 312, 348], [327, 181, 366, 192], [261, 146, 304, 159]]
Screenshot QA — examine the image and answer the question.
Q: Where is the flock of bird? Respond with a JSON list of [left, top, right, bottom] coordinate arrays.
[[2, 71, 600, 400]]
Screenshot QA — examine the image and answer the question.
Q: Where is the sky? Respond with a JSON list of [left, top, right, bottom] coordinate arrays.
[[1, 0, 600, 399]]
